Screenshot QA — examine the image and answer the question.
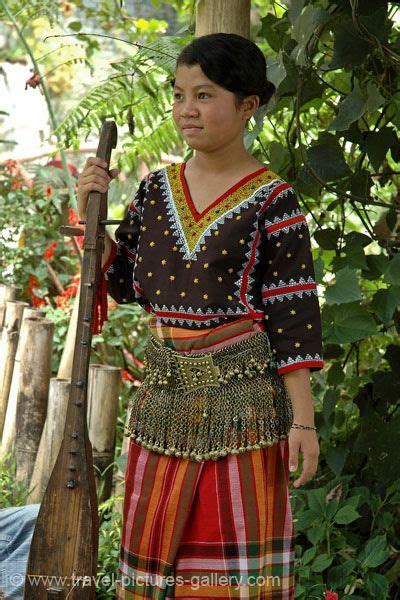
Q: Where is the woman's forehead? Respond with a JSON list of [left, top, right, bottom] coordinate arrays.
[[174, 64, 214, 87]]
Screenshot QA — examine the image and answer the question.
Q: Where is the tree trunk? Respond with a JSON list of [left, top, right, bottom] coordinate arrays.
[[15, 317, 54, 485], [0, 301, 29, 437], [87, 364, 121, 504], [57, 280, 81, 379], [28, 378, 71, 503], [195, 0, 250, 37], [0, 308, 45, 457]]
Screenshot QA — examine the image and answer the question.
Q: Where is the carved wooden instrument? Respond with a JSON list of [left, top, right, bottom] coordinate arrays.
[[24, 120, 118, 599]]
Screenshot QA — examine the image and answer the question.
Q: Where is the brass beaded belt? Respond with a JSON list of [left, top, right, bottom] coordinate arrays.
[[125, 331, 294, 462]]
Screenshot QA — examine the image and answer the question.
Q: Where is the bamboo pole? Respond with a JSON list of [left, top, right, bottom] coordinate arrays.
[[0, 284, 20, 327], [87, 364, 121, 504], [15, 317, 54, 485], [28, 378, 71, 503], [57, 280, 81, 379], [0, 308, 46, 456], [113, 411, 131, 516], [0, 301, 29, 437], [195, 0, 251, 37]]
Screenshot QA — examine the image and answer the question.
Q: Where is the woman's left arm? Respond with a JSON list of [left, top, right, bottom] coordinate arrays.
[[283, 368, 320, 488]]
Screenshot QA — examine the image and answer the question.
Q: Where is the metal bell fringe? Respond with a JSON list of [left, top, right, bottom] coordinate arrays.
[[125, 331, 294, 462]]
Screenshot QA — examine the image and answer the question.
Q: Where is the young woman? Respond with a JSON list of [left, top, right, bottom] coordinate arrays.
[[78, 33, 324, 600]]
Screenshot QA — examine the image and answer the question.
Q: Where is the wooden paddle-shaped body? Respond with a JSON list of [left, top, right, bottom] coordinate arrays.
[[24, 121, 118, 599]]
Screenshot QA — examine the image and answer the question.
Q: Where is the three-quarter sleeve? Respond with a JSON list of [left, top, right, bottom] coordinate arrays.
[[92, 175, 147, 334], [258, 184, 324, 375]]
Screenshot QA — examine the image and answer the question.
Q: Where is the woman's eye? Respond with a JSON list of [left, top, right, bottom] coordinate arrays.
[[173, 92, 210, 100]]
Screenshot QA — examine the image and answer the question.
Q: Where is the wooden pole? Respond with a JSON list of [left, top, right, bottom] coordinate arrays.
[[113, 410, 131, 517], [0, 308, 46, 456], [0, 283, 20, 327], [15, 317, 54, 485], [0, 301, 29, 437], [28, 378, 71, 503], [195, 0, 251, 37], [87, 364, 121, 504], [57, 280, 81, 379]]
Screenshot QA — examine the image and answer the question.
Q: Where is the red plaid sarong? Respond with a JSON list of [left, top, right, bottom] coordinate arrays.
[[116, 318, 295, 599]]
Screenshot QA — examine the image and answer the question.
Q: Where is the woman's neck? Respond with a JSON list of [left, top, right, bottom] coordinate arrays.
[[188, 147, 263, 176]]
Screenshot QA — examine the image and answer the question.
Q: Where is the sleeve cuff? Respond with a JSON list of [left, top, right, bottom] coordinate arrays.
[[277, 359, 324, 375]]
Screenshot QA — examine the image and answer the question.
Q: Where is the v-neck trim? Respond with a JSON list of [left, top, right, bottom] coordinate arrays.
[[180, 161, 269, 219]]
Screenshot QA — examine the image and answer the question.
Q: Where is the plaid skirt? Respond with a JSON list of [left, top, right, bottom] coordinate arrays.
[[116, 317, 295, 599]]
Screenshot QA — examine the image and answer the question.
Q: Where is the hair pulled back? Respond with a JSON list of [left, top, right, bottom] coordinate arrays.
[[174, 33, 275, 109]]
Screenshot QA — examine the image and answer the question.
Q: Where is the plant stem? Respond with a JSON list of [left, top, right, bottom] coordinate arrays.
[[1, 0, 77, 210]]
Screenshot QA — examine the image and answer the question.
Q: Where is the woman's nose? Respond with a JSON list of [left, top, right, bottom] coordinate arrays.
[[180, 100, 199, 116]]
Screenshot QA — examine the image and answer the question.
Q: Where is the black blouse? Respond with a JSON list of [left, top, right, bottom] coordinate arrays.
[[100, 161, 324, 375]]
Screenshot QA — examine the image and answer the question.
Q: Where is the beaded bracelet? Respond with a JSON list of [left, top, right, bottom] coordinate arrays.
[[291, 423, 317, 431]]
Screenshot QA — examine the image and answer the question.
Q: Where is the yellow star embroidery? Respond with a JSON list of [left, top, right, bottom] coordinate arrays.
[[299, 234, 303, 238], [276, 242, 281, 247], [287, 253, 292, 257], [156, 290, 161, 295], [149, 241, 155, 247], [157, 215, 162, 221], [221, 249, 227, 255], [161, 259, 167, 265], [236, 215, 241, 220], [294, 342, 301, 348], [301, 264, 306, 269], [150, 200, 156, 205], [203, 263, 209, 269], [277, 327, 283, 333], [186, 263, 191, 269], [290, 309, 296, 315], [164, 230, 169, 235], [173, 246, 178, 251], [127, 233, 132, 240], [130, 220, 135, 225], [268, 260, 272, 265], [147, 272, 153, 277], [264, 314, 270, 320], [228, 268, 233, 273], [273, 271, 278, 276], [307, 323, 313, 329], [180, 291, 186, 297], [119, 278, 124, 283], [170, 275, 175, 281], [138, 256, 143, 262], [214, 230, 219, 236], [203, 294, 208, 300], [153, 184, 159, 189], [217, 277, 222, 282], [202, 245, 207, 251], [227, 295, 233, 300], [194, 278, 199, 283], [239, 239, 245, 245]]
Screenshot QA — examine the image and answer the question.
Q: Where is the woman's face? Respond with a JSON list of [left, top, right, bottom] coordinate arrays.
[[172, 64, 257, 152]]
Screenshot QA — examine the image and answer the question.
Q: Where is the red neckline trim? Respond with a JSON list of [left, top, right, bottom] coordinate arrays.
[[180, 161, 269, 220]]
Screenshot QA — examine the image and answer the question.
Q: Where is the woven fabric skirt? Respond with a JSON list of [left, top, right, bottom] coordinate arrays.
[[116, 317, 295, 599]]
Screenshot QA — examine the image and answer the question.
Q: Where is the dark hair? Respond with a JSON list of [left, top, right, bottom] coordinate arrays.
[[172, 33, 275, 109]]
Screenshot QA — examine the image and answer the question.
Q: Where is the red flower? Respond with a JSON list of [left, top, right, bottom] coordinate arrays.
[[45, 186, 53, 197], [121, 370, 134, 382], [68, 207, 80, 226], [326, 592, 338, 600], [25, 70, 41, 90], [43, 241, 58, 261], [55, 273, 80, 310], [26, 274, 46, 307]]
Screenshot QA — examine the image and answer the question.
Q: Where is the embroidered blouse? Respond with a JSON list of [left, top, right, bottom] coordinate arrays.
[[99, 161, 324, 375]]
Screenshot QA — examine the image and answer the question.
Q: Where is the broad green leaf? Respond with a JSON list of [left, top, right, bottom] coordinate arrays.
[[307, 139, 350, 182], [314, 228, 340, 250], [364, 573, 389, 599], [383, 254, 400, 285], [325, 445, 349, 476], [325, 266, 361, 305], [327, 560, 357, 587], [370, 287, 400, 323], [333, 505, 361, 524], [311, 553, 334, 572], [322, 302, 378, 344], [366, 81, 385, 113], [266, 53, 287, 89], [327, 88, 366, 132], [359, 534, 389, 569]]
